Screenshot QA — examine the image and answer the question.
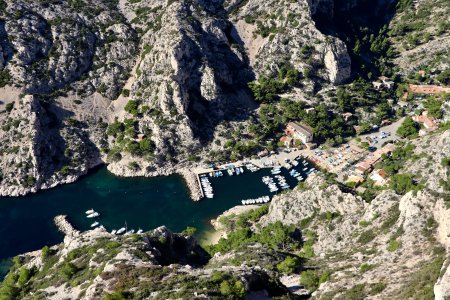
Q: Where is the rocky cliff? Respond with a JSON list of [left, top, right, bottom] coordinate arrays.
[[0, 0, 355, 194]]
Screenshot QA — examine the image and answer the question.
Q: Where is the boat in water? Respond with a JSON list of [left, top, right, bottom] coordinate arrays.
[[86, 212, 100, 218], [90, 221, 99, 227], [85, 209, 95, 215], [137, 228, 143, 234], [125, 229, 135, 235], [116, 227, 126, 235], [111, 229, 117, 235]]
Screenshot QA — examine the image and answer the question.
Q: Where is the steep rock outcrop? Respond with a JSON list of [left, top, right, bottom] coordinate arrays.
[[0, 95, 104, 196], [1, 0, 137, 98]]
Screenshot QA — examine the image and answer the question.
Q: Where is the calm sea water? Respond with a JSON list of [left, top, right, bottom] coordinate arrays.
[[0, 163, 310, 277]]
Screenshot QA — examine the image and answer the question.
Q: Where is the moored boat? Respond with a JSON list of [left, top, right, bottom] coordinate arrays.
[[87, 212, 100, 218]]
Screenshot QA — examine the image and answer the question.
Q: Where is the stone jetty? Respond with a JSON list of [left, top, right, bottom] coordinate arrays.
[[54, 215, 80, 238], [178, 169, 202, 201]]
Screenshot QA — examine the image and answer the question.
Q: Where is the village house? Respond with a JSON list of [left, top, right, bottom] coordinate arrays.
[[280, 136, 293, 148], [342, 112, 353, 122], [305, 107, 315, 114], [412, 111, 439, 136], [137, 133, 146, 141], [355, 161, 372, 175], [370, 169, 389, 186], [347, 175, 365, 184], [372, 76, 395, 90], [285, 122, 314, 144], [354, 143, 395, 176]]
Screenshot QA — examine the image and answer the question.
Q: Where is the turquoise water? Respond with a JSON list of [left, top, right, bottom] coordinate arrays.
[[0, 163, 309, 275]]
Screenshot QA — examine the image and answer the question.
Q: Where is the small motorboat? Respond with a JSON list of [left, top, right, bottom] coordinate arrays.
[[85, 209, 95, 215], [116, 227, 126, 235], [111, 229, 117, 235], [86, 212, 100, 218], [125, 229, 135, 235], [91, 221, 99, 227], [137, 229, 143, 234]]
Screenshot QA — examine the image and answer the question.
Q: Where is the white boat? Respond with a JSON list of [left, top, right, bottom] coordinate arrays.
[[91, 221, 99, 227], [137, 229, 143, 234], [85, 209, 95, 215], [125, 229, 135, 235], [111, 229, 117, 235], [87, 212, 100, 218], [239, 167, 244, 173], [99, 225, 105, 230], [227, 169, 234, 176], [116, 227, 126, 235]]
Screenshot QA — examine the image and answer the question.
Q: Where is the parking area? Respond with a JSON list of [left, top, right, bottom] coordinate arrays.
[[358, 117, 404, 150]]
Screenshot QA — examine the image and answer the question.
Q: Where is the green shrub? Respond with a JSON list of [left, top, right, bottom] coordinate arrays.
[[358, 229, 376, 244], [124, 100, 141, 117], [17, 267, 31, 286], [360, 263, 375, 273], [5, 102, 14, 113], [387, 239, 401, 252], [277, 256, 301, 274], [219, 280, 245, 298], [121, 89, 130, 97], [390, 173, 421, 195], [60, 262, 79, 280], [369, 282, 386, 295], [41, 246, 51, 260], [396, 117, 419, 139], [300, 270, 319, 290], [181, 226, 197, 236], [0, 69, 11, 87]]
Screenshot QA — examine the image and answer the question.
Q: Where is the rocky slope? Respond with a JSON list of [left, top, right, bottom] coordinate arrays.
[[388, 0, 449, 74], [0, 95, 104, 196], [0, 0, 356, 194]]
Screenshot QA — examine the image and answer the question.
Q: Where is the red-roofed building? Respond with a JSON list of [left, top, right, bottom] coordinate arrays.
[[285, 122, 314, 144], [408, 84, 450, 95], [412, 111, 439, 135], [280, 136, 293, 147]]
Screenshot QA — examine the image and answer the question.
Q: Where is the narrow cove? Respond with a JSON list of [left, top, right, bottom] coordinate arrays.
[[0, 164, 309, 264]]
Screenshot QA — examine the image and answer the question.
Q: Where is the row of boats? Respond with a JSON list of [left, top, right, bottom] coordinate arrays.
[[85, 209, 143, 235], [209, 171, 223, 177], [227, 166, 245, 176], [246, 163, 261, 172], [289, 169, 304, 181], [208, 164, 261, 179], [200, 175, 214, 198], [241, 196, 270, 205]]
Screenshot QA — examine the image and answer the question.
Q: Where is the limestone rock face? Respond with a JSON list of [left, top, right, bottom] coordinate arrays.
[[1, 0, 137, 99], [324, 39, 351, 84], [0, 95, 104, 196], [435, 258, 450, 300]]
